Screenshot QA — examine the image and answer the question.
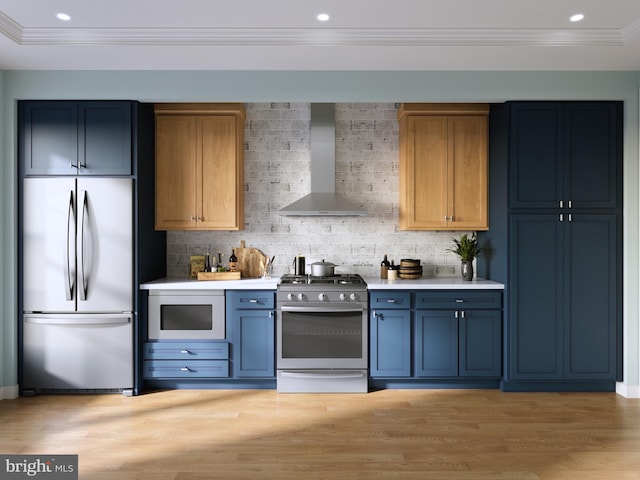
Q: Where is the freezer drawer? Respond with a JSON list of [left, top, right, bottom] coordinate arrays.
[[22, 313, 133, 392]]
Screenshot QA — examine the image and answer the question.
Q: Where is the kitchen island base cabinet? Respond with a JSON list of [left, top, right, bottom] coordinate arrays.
[[226, 291, 276, 378]]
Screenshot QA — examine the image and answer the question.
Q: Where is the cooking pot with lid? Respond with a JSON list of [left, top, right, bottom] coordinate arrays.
[[310, 260, 336, 277]]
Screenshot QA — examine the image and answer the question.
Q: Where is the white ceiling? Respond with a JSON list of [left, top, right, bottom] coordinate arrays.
[[1, 0, 640, 71]]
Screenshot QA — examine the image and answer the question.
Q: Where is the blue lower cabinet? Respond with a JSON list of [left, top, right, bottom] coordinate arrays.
[[142, 341, 230, 379], [144, 360, 229, 379], [226, 290, 276, 378], [370, 290, 503, 381], [370, 309, 411, 377], [415, 310, 458, 377], [459, 310, 502, 377]]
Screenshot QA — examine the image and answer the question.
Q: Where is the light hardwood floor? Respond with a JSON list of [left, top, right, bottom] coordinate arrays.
[[1, 389, 639, 479]]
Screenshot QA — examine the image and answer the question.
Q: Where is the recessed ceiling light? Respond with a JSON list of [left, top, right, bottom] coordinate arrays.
[[56, 13, 71, 21], [317, 13, 330, 22], [570, 13, 585, 22]]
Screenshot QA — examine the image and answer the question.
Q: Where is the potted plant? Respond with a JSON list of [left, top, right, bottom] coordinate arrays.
[[448, 233, 485, 281]]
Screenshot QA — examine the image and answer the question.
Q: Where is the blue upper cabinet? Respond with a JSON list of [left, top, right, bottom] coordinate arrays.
[[21, 101, 132, 176], [509, 102, 621, 210]]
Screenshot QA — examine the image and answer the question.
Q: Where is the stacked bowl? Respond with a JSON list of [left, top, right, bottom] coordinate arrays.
[[399, 259, 422, 279]]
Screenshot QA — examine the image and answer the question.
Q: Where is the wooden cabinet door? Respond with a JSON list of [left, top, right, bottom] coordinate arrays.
[[155, 115, 198, 229], [401, 116, 448, 229], [449, 116, 488, 229], [199, 115, 242, 230], [398, 104, 489, 231]]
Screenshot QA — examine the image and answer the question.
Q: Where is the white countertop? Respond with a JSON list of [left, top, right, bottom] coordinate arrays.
[[141, 276, 503, 291], [364, 277, 504, 290], [140, 277, 280, 290]]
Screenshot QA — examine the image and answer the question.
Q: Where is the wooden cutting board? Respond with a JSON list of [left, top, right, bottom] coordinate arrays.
[[234, 241, 268, 278]]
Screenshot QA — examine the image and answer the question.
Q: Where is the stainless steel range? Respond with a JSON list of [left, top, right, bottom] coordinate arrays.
[[276, 273, 368, 393]]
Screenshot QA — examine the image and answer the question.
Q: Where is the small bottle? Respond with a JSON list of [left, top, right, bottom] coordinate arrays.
[[217, 251, 225, 272], [380, 254, 391, 279], [229, 249, 238, 272], [387, 260, 398, 281], [204, 253, 212, 273]]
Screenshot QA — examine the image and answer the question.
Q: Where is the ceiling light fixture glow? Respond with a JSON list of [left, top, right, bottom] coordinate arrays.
[[316, 13, 330, 22], [56, 13, 71, 21], [570, 13, 584, 22]]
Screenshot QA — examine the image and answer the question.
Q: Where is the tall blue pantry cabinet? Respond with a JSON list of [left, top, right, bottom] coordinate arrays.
[[479, 102, 622, 391]]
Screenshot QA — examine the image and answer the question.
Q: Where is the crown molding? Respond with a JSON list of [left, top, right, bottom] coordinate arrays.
[[0, 8, 632, 48], [0, 26, 625, 48], [0, 10, 23, 42]]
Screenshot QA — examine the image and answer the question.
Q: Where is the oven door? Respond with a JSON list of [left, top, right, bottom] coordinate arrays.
[[277, 304, 368, 370]]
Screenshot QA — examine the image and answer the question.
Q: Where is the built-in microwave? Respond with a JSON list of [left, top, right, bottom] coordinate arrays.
[[148, 290, 225, 340]]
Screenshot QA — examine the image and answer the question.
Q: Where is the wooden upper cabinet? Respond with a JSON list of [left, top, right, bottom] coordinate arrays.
[[154, 103, 245, 231], [398, 104, 489, 231]]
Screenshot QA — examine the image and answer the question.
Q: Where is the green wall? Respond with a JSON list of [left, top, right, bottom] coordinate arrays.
[[2, 70, 639, 397]]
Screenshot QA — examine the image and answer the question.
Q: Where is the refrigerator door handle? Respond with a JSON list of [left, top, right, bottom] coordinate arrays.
[[65, 189, 75, 301], [24, 314, 132, 326], [79, 189, 88, 301]]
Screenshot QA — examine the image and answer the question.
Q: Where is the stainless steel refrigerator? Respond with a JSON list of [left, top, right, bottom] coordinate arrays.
[[22, 177, 134, 394]]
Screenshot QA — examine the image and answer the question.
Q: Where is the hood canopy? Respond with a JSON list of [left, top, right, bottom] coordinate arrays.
[[278, 104, 367, 216]]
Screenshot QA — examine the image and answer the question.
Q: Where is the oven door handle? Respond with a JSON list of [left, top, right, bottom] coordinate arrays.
[[280, 305, 364, 313], [280, 371, 366, 380]]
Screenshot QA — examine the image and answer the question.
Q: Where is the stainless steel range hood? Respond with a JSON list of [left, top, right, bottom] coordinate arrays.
[[278, 104, 367, 216]]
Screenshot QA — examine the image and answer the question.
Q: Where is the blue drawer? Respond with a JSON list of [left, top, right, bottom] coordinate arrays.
[[143, 341, 229, 360], [143, 360, 229, 379], [369, 291, 411, 309], [227, 290, 275, 309], [415, 291, 502, 310]]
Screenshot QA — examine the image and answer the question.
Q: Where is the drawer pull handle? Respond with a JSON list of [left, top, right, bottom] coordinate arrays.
[[386, 299, 397, 303], [180, 349, 191, 354], [180, 367, 192, 372], [249, 299, 259, 303], [455, 299, 464, 303]]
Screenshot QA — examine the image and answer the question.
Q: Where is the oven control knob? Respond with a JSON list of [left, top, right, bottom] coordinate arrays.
[[297, 293, 305, 301], [318, 293, 327, 301], [287, 293, 295, 301], [339, 293, 347, 301], [350, 293, 358, 301]]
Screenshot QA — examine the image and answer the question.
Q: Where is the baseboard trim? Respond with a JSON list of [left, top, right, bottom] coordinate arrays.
[[616, 382, 640, 398], [1, 385, 19, 400]]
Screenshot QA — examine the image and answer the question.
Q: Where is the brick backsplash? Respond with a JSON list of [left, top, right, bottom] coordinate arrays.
[[166, 103, 470, 278]]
